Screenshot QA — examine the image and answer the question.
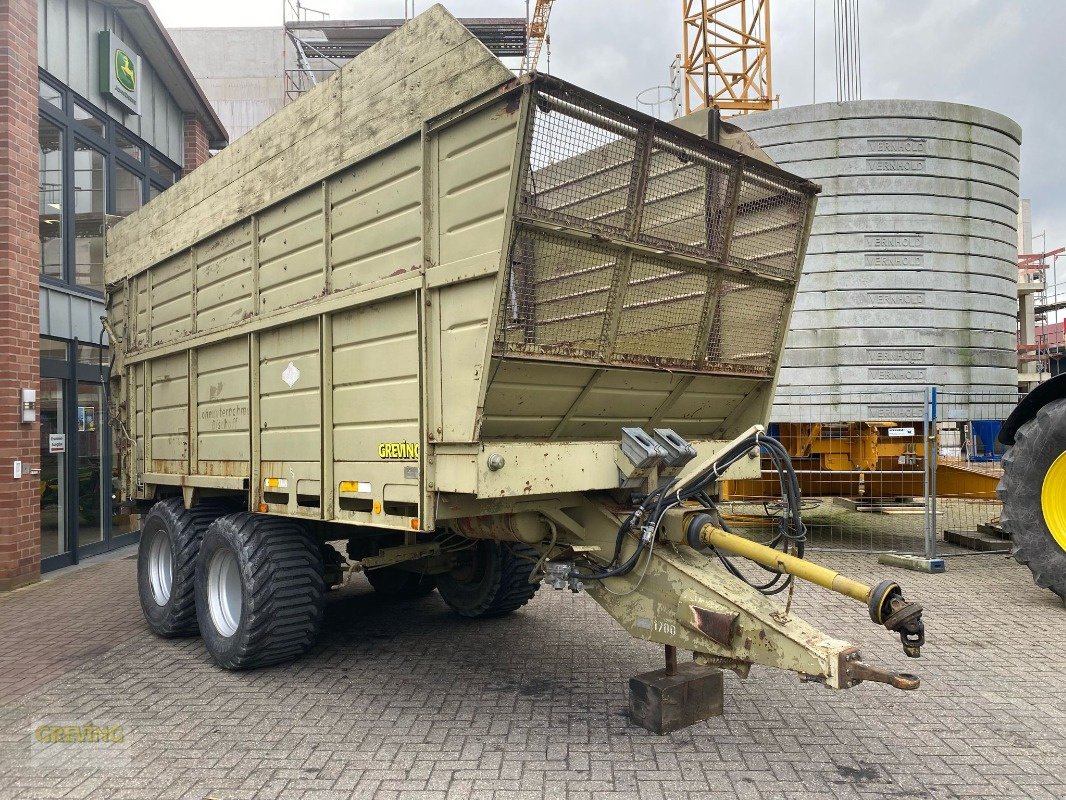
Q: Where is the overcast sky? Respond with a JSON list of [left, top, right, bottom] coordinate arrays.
[[152, 0, 1066, 282]]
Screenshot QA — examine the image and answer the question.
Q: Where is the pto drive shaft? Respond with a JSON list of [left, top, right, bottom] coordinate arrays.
[[683, 514, 926, 659]]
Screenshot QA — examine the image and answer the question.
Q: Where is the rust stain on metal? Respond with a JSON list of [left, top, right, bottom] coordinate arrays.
[[689, 606, 739, 647]]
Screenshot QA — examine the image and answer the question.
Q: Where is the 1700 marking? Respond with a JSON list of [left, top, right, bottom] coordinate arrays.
[[653, 620, 677, 636]]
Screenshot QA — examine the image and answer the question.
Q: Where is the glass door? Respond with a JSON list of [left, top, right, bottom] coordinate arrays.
[[40, 338, 130, 572], [76, 381, 105, 550], [39, 378, 67, 560]]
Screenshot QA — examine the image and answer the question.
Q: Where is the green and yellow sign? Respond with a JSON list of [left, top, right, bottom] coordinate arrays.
[[99, 31, 140, 115]]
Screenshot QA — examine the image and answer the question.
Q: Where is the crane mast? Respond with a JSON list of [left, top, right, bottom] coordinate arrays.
[[681, 0, 774, 115], [524, 0, 555, 73]]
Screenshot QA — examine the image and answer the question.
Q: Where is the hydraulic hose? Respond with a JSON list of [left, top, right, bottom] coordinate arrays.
[[580, 433, 806, 593]]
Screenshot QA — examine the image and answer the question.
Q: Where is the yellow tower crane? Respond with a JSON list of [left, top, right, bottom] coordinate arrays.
[[681, 0, 774, 115], [523, 0, 555, 73]]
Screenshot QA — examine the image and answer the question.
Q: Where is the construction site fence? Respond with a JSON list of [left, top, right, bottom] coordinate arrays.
[[719, 388, 1018, 558]]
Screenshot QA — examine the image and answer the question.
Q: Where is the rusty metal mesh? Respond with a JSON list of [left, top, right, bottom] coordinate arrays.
[[729, 169, 810, 280], [500, 81, 814, 377], [498, 229, 788, 376], [614, 255, 713, 367], [709, 280, 791, 374], [638, 141, 735, 259], [498, 232, 616, 359], [522, 96, 638, 238]]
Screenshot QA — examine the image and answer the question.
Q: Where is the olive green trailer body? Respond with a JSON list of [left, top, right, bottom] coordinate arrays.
[[105, 12, 812, 532], [108, 7, 926, 709]]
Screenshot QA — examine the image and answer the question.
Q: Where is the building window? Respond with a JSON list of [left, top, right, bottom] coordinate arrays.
[[149, 153, 177, 184], [39, 119, 64, 281], [73, 101, 106, 139], [39, 338, 129, 570], [38, 70, 181, 295], [115, 163, 144, 217], [116, 131, 142, 162], [40, 336, 68, 360], [73, 141, 107, 290], [39, 79, 62, 111]]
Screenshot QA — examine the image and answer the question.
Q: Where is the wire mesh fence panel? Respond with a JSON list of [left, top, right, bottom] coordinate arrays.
[[931, 390, 1019, 554], [720, 389, 933, 554]]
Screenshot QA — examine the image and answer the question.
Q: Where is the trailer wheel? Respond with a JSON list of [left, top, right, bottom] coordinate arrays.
[[365, 567, 437, 599], [436, 540, 540, 618], [137, 498, 225, 638], [999, 398, 1066, 601], [195, 513, 325, 669]]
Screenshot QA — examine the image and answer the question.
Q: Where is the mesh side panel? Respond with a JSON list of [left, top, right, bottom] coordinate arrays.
[[522, 97, 638, 237], [614, 256, 712, 367], [499, 231, 617, 359], [729, 169, 809, 280], [638, 140, 735, 260], [707, 280, 790, 374], [498, 229, 788, 378], [498, 80, 815, 379]]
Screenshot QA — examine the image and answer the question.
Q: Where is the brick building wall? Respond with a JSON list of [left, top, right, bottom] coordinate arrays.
[[183, 113, 210, 174], [0, 0, 41, 590]]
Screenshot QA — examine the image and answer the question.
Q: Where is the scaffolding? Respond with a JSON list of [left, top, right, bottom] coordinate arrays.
[[1018, 247, 1064, 386], [283, 1, 528, 104]]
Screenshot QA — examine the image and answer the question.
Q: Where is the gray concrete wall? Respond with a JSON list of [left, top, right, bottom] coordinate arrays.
[[735, 100, 1021, 421], [169, 27, 286, 142], [38, 0, 184, 162]]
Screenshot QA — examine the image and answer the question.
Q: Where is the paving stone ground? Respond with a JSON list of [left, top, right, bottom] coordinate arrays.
[[0, 545, 1063, 800]]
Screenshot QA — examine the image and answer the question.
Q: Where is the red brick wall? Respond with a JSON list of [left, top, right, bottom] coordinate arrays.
[[0, 0, 40, 590], [183, 114, 210, 175]]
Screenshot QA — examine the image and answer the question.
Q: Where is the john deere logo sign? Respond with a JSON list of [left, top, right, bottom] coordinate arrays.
[[115, 50, 136, 93], [99, 31, 140, 114]]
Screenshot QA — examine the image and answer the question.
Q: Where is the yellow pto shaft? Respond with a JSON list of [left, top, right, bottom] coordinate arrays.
[[680, 513, 926, 659], [696, 524, 872, 603]]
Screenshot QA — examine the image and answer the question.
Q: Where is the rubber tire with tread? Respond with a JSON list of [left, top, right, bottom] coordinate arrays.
[[195, 513, 326, 669], [137, 498, 226, 638], [999, 397, 1066, 601], [365, 567, 437, 599], [436, 540, 540, 618]]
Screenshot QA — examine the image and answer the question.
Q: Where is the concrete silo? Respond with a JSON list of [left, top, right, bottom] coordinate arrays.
[[733, 100, 1021, 423]]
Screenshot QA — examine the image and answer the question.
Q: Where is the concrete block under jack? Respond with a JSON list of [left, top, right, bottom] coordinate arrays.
[[628, 663, 724, 734], [877, 553, 946, 573]]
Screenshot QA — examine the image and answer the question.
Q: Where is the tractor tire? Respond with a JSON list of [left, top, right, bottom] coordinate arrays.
[[436, 539, 540, 619], [365, 566, 437, 599], [195, 513, 325, 670], [137, 498, 226, 638], [999, 397, 1066, 601]]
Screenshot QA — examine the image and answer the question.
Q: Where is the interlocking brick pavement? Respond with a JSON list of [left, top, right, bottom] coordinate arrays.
[[0, 548, 1064, 799]]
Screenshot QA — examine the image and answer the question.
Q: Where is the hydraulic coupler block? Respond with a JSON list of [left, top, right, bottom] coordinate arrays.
[[652, 429, 697, 478]]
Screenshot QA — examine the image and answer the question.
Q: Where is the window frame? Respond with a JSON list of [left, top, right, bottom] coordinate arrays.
[[70, 135, 108, 293], [38, 70, 181, 296]]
